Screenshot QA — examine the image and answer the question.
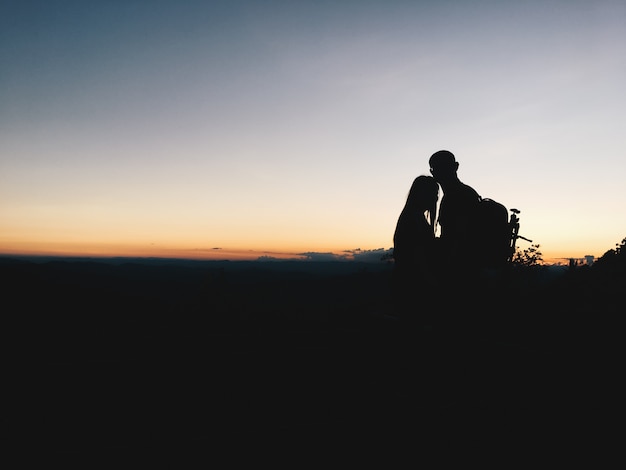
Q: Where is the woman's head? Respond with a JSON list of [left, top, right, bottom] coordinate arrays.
[[406, 175, 439, 231], [407, 175, 439, 209]]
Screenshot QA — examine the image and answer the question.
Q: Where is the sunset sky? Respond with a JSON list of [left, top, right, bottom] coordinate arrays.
[[2, 0, 625, 264]]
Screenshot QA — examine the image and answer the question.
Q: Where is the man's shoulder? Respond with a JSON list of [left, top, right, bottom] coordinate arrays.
[[450, 182, 480, 200], [463, 183, 481, 199]]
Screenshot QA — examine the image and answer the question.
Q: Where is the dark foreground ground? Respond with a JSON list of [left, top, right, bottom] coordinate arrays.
[[2, 257, 623, 461]]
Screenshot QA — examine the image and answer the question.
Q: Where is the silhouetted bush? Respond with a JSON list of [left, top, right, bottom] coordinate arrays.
[[593, 236, 626, 275], [511, 243, 543, 267]]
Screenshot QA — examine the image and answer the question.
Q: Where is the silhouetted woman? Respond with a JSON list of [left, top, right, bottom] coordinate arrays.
[[392, 175, 440, 320]]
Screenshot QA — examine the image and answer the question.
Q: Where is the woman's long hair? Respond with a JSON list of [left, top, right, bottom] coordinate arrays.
[[405, 175, 439, 236]]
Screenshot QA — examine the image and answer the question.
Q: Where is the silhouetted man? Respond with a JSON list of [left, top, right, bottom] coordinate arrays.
[[429, 150, 481, 268]]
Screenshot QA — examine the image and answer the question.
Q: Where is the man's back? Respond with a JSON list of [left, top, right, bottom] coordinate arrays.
[[438, 181, 481, 245]]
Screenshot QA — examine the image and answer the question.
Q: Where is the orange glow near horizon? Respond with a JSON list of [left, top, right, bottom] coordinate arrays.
[[0, 240, 352, 261], [0, 237, 610, 265]]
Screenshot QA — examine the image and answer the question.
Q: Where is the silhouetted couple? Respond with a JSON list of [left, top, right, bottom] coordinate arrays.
[[392, 150, 482, 322]]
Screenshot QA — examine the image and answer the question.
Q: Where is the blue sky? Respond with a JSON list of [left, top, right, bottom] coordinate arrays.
[[1, 0, 625, 262]]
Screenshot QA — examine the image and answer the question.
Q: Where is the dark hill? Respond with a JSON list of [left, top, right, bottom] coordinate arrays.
[[3, 255, 621, 457]]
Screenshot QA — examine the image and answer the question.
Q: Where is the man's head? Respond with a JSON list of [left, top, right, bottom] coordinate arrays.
[[429, 150, 459, 184]]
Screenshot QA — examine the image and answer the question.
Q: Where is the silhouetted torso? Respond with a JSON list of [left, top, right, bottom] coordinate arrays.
[[437, 181, 481, 264], [393, 207, 436, 272], [428, 150, 481, 268]]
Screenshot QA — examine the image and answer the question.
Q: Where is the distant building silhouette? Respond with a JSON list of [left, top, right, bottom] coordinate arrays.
[[556, 256, 595, 267]]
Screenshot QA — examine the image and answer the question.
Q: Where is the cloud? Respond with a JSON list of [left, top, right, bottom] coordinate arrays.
[[255, 248, 395, 262], [344, 247, 393, 262], [298, 252, 350, 262], [256, 255, 304, 261]]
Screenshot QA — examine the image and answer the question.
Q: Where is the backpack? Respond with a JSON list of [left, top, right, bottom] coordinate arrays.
[[469, 197, 512, 269]]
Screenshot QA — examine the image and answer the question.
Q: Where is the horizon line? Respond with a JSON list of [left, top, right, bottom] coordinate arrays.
[[0, 251, 591, 267]]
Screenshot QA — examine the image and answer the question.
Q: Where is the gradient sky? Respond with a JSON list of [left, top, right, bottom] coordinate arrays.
[[2, 0, 625, 263]]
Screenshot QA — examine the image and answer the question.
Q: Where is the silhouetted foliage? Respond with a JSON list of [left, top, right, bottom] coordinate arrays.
[[592, 236, 626, 275], [598, 236, 625, 259], [511, 243, 543, 267]]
